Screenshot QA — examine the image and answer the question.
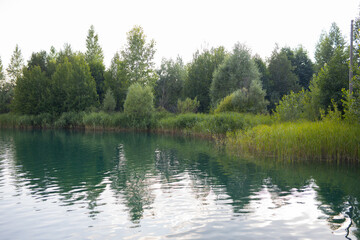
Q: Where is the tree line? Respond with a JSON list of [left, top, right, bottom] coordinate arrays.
[[0, 20, 359, 122]]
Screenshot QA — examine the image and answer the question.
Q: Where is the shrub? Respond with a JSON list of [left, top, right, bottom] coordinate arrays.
[[123, 83, 154, 128], [177, 97, 200, 114], [214, 80, 268, 114]]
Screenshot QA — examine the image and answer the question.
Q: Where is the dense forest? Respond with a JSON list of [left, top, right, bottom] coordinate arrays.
[[0, 19, 359, 120]]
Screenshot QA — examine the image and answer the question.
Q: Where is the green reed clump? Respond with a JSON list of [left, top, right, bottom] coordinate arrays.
[[226, 120, 360, 161], [54, 112, 85, 129], [158, 112, 273, 135]]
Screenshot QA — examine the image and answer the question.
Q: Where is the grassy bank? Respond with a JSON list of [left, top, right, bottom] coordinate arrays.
[[226, 120, 360, 161], [0, 112, 274, 135]]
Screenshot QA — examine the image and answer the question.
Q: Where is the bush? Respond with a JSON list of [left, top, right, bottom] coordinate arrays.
[[177, 97, 200, 114], [54, 112, 85, 129], [123, 83, 154, 129], [214, 80, 268, 114], [274, 89, 316, 121]]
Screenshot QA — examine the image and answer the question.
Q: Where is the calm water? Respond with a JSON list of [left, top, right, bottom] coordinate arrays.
[[0, 129, 359, 240]]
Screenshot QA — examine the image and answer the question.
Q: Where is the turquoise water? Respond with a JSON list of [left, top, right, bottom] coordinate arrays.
[[0, 129, 359, 239]]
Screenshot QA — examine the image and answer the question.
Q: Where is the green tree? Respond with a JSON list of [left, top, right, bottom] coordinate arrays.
[[51, 55, 98, 114], [253, 55, 270, 102], [281, 46, 314, 89], [155, 57, 186, 112], [0, 83, 13, 113], [85, 25, 105, 103], [121, 25, 158, 86], [267, 47, 300, 109], [103, 88, 116, 112], [13, 66, 51, 114], [310, 47, 348, 111], [28, 51, 47, 73], [185, 46, 227, 112], [314, 23, 346, 71], [7, 44, 24, 85], [210, 43, 260, 106], [104, 52, 129, 110], [0, 56, 4, 81], [124, 83, 154, 128]]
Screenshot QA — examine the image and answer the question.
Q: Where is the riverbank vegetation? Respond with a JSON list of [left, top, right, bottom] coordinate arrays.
[[1, 15, 360, 161]]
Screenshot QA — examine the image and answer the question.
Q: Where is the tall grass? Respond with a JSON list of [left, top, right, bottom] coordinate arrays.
[[158, 112, 274, 135], [226, 120, 360, 161]]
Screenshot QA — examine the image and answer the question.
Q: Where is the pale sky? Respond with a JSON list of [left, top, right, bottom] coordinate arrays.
[[0, 0, 359, 70]]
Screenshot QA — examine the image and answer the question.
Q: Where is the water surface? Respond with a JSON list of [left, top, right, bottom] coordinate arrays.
[[0, 129, 359, 239]]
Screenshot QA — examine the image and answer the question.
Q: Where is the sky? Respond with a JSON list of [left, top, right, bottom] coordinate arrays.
[[0, 0, 359, 70]]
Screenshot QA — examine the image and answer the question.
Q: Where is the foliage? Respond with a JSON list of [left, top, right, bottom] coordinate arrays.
[[158, 112, 274, 135], [185, 46, 227, 112], [7, 44, 24, 85], [0, 82, 14, 113], [315, 23, 346, 71], [121, 25, 158, 87], [104, 53, 129, 110], [177, 97, 200, 114], [214, 80, 268, 114], [123, 83, 154, 128], [85, 25, 105, 103], [13, 66, 52, 114], [227, 120, 360, 161], [103, 88, 116, 112], [281, 46, 314, 89], [210, 43, 260, 106], [155, 57, 186, 112], [267, 46, 300, 109], [0, 56, 4, 81], [310, 47, 348, 111], [274, 89, 316, 122]]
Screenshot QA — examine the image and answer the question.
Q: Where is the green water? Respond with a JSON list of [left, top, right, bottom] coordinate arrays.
[[0, 129, 359, 239]]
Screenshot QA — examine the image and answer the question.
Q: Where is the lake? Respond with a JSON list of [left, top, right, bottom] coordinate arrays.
[[0, 129, 359, 239]]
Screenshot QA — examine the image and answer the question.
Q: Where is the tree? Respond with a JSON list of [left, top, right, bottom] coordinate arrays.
[[0, 82, 13, 113], [267, 47, 300, 109], [13, 66, 51, 114], [85, 25, 105, 103], [253, 55, 271, 101], [155, 57, 186, 112], [0, 56, 4, 81], [28, 51, 48, 73], [281, 46, 314, 89], [103, 88, 116, 112], [314, 23, 346, 71], [310, 47, 348, 111], [50, 55, 98, 114], [85, 25, 104, 63], [210, 43, 260, 106], [104, 52, 129, 110], [121, 25, 158, 87], [7, 44, 24, 85], [185, 46, 227, 112]]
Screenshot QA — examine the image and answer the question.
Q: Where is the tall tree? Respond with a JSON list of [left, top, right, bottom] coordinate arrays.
[[155, 57, 186, 112], [185, 46, 227, 112], [121, 25, 158, 87], [104, 52, 128, 110], [85, 25, 105, 103], [85, 25, 104, 63], [28, 51, 48, 73], [0, 56, 4, 81], [267, 47, 300, 109], [314, 23, 346, 71], [13, 66, 51, 114], [7, 44, 24, 85], [281, 46, 314, 89], [210, 43, 260, 106], [253, 55, 270, 101]]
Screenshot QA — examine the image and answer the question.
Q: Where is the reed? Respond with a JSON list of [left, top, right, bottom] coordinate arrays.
[[226, 120, 360, 161]]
